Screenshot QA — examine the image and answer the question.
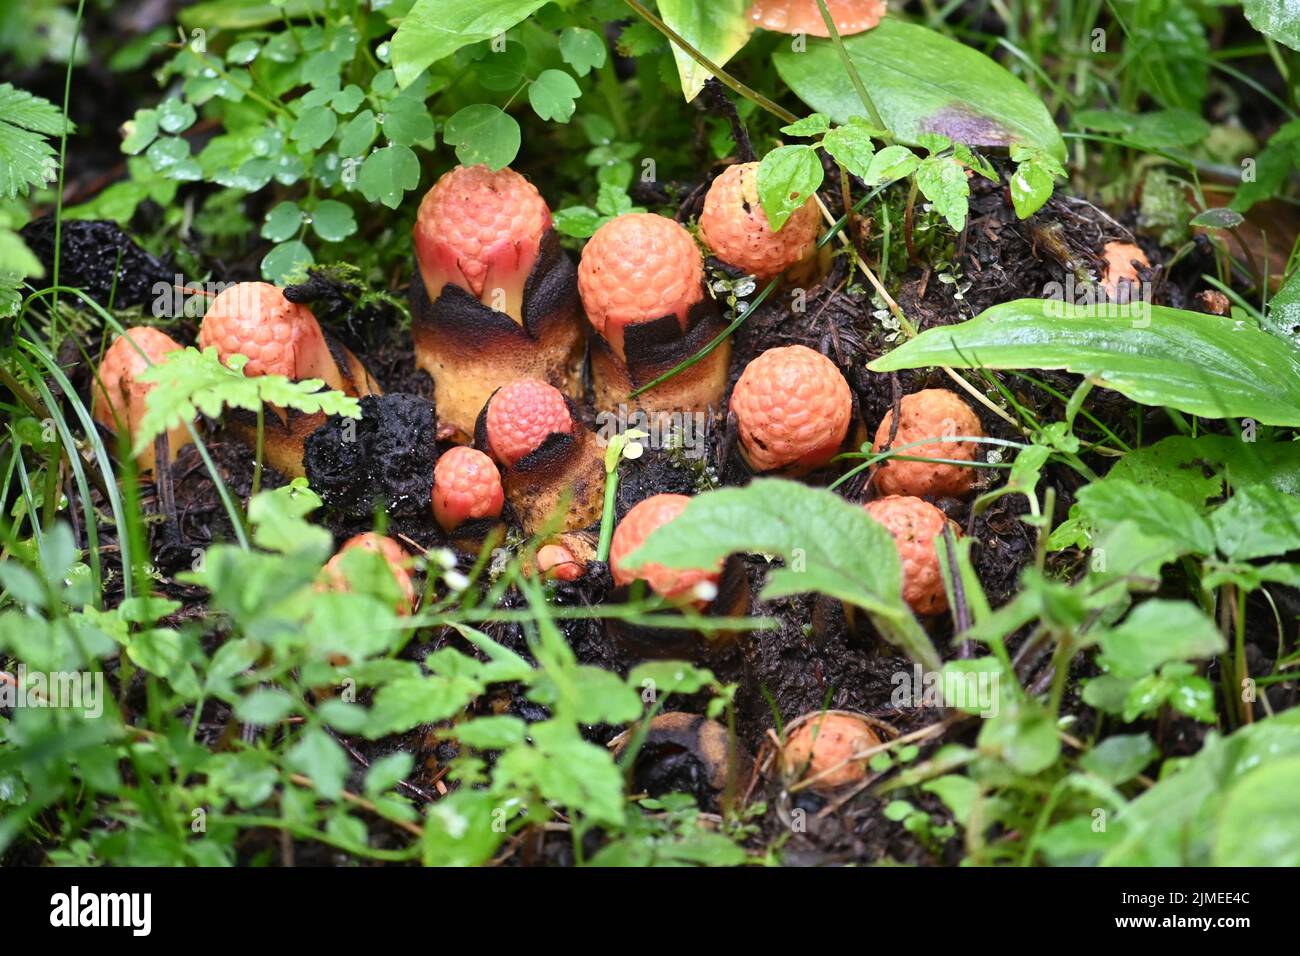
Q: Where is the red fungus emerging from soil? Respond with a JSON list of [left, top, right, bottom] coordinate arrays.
[[197, 281, 344, 389], [577, 212, 704, 361], [92, 326, 191, 473], [1100, 241, 1149, 301], [535, 543, 585, 582], [864, 495, 955, 616], [432, 446, 504, 531], [872, 388, 983, 498], [748, 0, 886, 36], [414, 164, 551, 322], [700, 162, 821, 281], [483, 378, 575, 468], [730, 344, 852, 472], [781, 712, 882, 791], [321, 532, 416, 615], [609, 493, 721, 604]]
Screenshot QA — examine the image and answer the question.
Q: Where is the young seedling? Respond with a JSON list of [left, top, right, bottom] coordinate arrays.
[[748, 0, 887, 36], [414, 164, 552, 323], [411, 165, 584, 444], [432, 446, 504, 532], [321, 532, 417, 615], [610, 493, 721, 605], [872, 388, 984, 498], [864, 495, 956, 616], [700, 162, 821, 281], [730, 344, 852, 472], [92, 326, 192, 473], [781, 711, 882, 791]]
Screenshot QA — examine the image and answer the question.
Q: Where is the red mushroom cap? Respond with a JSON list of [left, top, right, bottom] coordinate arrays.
[[863, 495, 954, 616], [748, 0, 887, 37], [92, 326, 190, 470], [414, 164, 551, 321], [197, 282, 342, 389], [700, 162, 821, 280], [730, 345, 852, 472], [609, 493, 721, 603], [484, 378, 575, 468], [322, 532, 417, 615], [577, 213, 704, 361], [432, 446, 505, 531], [872, 388, 983, 498]]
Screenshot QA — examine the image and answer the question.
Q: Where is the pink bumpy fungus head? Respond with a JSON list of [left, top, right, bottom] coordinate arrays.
[[323, 532, 416, 615], [414, 164, 552, 322], [198, 282, 343, 389], [872, 388, 983, 498], [535, 543, 585, 582], [484, 378, 575, 468], [577, 213, 704, 361], [730, 345, 852, 472], [748, 0, 887, 36], [609, 493, 721, 604], [782, 713, 882, 790], [93, 326, 190, 470], [700, 162, 821, 281], [432, 446, 504, 531], [864, 495, 954, 616]]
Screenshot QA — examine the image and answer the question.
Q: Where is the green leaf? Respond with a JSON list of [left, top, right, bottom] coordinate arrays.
[[261, 201, 303, 242], [235, 689, 296, 725], [121, 108, 159, 155], [287, 728, 348, 800], [157, 97, 197, 135], [364, 675, 483, 738], [452, 716, 528, 750], [1210, 486, 1300, 560], [560, 27, 607, 77], [1243, 0, 1300, 52], [1214, 756, 1300, 865], [657, 0, 753, 102], [356, 144, 420, 209], [1080, 733, 1156, 785], [528, 69, 581, 123], [627, 661, 715, 697], [261, 240, 314, 284], [1096, 600, 1225, 679], [1266, 263, 1300, 347], [820, 122, 876, 180], [915, 155, 969, 232], [309, 199, 357, 242], [442, 105, 520, 171], [1009, 154, 1056, 219], [389, 0, 549, 89], [863, 144, 920, 184], [1190, 207, 1245, 230], [131, 347, 360, 455], [868, 299, 1300, 426], [552, 205, 603, 238], [781, 114, 832, 137], [755, 145, 824, 232], [1075, 480, 1215, 556], [421, 789, 509, 866], [0, 83, 72, 136], [381, 96, 436, 146], [337, 110, 377, 157], [291, 104, 337, 150], [628, 479, 940, 670], [773, 20, 1064, 160]]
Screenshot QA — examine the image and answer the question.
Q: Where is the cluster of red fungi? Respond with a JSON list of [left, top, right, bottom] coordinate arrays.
[[93, 0, 990, 790]]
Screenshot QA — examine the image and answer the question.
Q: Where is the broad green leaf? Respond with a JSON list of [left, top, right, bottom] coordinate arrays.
[[1214, 756, 1300, 865], [781, 113, 832, 137], [261, 240, 314, 284], [364, 675, 484, 737], [559, 26, 606, 77], [528, 69, 581, 123], [1266, 263, 1300, 346], [1075, 480, 1215, 556], [628, 479, 940, 670], [1095, 600, 1225, 679], [755, 145, 824, 232], [773, 19, 1064, 159], [915, 155, 969, 231], [309, 199, 357, 242], [389, 0, 549, 89], [443, 105, 520, 171], [287, 728, 348, 800], [181, 0, 326, 31], [1243, 0, 1300, 52], [381, 96, 436, 146], [1080, 733, 1156, 785], [235, 689, 296, 725], [356, 144, 420, 208], [657, 0, 753, 102], [869, 299, 1300, 427], [422, 789, 510, 866], [864, 144, 920, 184], [1210, 486, 1300, 560], [261, 201, 303, 242]]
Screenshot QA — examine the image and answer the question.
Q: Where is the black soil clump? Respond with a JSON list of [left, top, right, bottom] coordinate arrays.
[[21, 217, 173, 309], [304, 393, 439, 519]]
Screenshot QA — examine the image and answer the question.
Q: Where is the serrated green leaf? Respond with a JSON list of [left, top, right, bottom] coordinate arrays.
[[916, 155, 970, 231], [1096, 600, 1225, 679], [821, 123, 876, 180], [863, 144, 920, 184], [755, 144, 824, 231]]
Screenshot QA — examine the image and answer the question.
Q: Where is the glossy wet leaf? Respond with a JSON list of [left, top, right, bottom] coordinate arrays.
[[389, 0, 549, 88], [774, 19, 1064, 159], [356, 144, 420, 208], [869, 299, 1300, 426], [443, 104, 519, 171], [756, 144, 824, 231], [657, 0, 753, 101]]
